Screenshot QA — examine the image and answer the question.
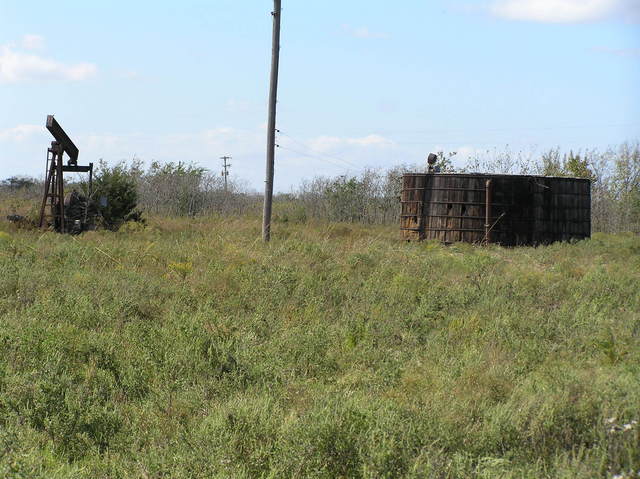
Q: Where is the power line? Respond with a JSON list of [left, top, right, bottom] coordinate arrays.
[[276, 144, 364, 173], [277, 130, 364, 171], [284, 121, 640, 138]]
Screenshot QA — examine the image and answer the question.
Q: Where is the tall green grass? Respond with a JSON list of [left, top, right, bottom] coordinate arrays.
[[0, 218, 638, 478]]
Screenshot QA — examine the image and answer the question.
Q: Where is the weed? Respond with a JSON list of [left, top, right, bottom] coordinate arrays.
[[0, 216, 638, 477]]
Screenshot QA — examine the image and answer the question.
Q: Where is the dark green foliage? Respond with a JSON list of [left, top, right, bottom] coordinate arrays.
[[93, 161, 143, 230], [326, 176, 369, 223], [0, 176, 38, 190], [540, 148, 595, 179]]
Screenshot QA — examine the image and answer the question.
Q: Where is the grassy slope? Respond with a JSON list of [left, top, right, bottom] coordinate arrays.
[[0, 217, 638, 478]]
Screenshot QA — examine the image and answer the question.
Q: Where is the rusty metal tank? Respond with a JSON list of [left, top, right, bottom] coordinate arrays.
[[400, 173, 591, 245]]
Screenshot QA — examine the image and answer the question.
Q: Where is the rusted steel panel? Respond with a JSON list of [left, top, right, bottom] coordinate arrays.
[[400, 173, 591, 246]]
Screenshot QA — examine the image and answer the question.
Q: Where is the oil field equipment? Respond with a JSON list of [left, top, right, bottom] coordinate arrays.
[[400, 165, 591, 246], [38, 115, 94, 233]]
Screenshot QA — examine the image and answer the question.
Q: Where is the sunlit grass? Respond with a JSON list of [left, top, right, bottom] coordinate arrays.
[[0, 216, 638, 478]]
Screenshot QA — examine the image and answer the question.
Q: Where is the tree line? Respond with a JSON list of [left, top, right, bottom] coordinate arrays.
[[2, 142, 638, 233]]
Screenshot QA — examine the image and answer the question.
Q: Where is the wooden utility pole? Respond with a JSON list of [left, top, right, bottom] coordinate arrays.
[[262, 0, 281, 242], [220, 156, 232, 193]]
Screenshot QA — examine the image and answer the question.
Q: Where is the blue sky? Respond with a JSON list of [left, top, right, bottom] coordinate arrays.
[[1, 0, 639, 191]]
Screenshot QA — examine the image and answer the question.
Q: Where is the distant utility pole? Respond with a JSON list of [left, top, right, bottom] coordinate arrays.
[[262, 0, 281, 242], [220, 156, 232, 193]]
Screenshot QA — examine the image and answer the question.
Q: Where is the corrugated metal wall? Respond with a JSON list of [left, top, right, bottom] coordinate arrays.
[[400, 173, 591, 246]]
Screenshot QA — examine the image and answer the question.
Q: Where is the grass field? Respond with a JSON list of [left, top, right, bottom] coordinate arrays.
[[0, 216, 639, 478]]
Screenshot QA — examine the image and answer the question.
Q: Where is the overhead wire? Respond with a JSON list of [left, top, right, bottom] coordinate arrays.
[[277, 130, 364, 170], [276, 144, 364, 173], [279, 121, 640, 150], [276, 129, 365, 172], [298, 121, 640, 137]]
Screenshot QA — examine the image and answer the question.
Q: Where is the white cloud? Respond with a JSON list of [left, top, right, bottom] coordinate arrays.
[[308, 134, 395, 152], [0, 43, 97, 83], [83, 133, 128, 151], [21, 34, 45, 50], [349, 134, 395, 147], [342, 25, 389, 39], [0, 125, 398, 191], [490, 0, 620, 23], [70, 126, 268, 188], [275, 134, 398, 177], [592, 46, 640, 57], [0, 124, 43, 142]]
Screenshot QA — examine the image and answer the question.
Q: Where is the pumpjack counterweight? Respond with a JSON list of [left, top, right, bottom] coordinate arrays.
[[38, 115, 94, 233]]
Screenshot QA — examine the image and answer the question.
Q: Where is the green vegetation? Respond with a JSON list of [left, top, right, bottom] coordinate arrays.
[[92, 162, 144, 230], [0, 217, 638, 478]]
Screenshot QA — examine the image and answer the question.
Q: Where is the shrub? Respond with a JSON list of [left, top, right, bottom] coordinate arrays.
[[93, 161, 143, 230]]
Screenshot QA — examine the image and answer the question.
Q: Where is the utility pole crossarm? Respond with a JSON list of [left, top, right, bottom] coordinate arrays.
[[220, 156, 232, 193]]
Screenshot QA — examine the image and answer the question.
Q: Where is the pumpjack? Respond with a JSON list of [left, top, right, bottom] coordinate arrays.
[[38, 115, 94, 233]]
